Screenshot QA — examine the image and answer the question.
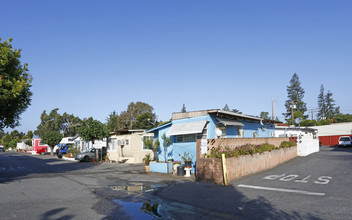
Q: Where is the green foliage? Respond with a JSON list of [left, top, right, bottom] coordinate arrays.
[[333, 114, 352, 123], [325, 90, 340, 119], [106, 111, 120, 133], [279, 141, 297, 148], [79, 117, 107, 143], [161, 133, 172, 162], [317, 84, 326, 120], [179, 152, 193, 162], [42, 131, 62, 147], [35, 108, 82, 138], [26, 130, 33, 139], [106, 102, 156, 131], [1, 132, 21, 150], [25, 139, 32, 147], [260, 112, 270, 119], [68, 145, 80, 157], [41, 131, 62, 156], [142, 153, 151, 166], [284, 73, 308, 122], [0, 38, 33, 129], [133, 112, 156, 129], [209, 141, 296, 158], [181, 104, 187, 113]]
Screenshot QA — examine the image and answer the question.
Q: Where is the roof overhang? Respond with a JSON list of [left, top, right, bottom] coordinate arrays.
[[167, 120, 207, 136], [216, 117, 244, 127]]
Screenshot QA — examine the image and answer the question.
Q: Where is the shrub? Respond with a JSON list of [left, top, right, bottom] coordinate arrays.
[[208, 141, 296, 158]]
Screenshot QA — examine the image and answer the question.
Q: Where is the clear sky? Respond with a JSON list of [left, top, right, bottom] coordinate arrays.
[[1, 0, 352, 134]]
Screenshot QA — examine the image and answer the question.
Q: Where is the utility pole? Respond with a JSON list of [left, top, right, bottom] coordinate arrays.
[[290, 102, 296, 126], [272, 98, 274, 120]]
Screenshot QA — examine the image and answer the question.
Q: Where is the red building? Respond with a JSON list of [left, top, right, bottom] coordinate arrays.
[[311, 122, 352, 146]]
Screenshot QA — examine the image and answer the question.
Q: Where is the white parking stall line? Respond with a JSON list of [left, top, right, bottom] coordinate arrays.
[[237, 184, 325, 196]]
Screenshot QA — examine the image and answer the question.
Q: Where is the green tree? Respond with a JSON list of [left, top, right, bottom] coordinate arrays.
[[222, 104, 230, 111], [79, 118, 107, 145], [35, 108, 81, 137], [35, 108, 63, 137], [325, 90, 340, 119], [333, 114, 352, 123], [106, 111, 120, 133], [0, 38, 33, 129], [181, 104, 187, 113], [232, 109, 242, 114], [284, 73, 308, 122], [61, 113, 82, 137], [119, 102, 154, 129], [260, 112, 270, 119], [26, 130, 33, 139], [41, 131, 62, 157], [143, 137, 159, 161], [161, 134, 172, 162], [1, 133, 12, 149], [133, 112, 156, 129], [317, 84, 327, 120]]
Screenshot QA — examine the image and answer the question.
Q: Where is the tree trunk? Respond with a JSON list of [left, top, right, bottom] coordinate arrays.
[[50, 146, 54, 157]]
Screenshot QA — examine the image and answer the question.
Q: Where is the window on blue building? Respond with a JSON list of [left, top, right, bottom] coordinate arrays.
[[176, 134, 196, 142]]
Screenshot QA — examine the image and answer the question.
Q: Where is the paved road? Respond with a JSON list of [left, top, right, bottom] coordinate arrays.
[[1, 146, 352, 219], [232, 146, 352, 219]]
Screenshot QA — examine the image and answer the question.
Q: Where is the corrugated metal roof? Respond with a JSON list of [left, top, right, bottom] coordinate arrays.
[[216, 117, 244, 127], [167, 120, 207, 136], [310, 122, 352, 136]]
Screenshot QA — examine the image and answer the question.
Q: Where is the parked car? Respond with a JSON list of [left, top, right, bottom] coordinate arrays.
[[56, 144, 70, 158], [0, 147, 5, 152], [338, 136, 352, 147], [75, 148, 96, 162], [36, 146, 47, 155]]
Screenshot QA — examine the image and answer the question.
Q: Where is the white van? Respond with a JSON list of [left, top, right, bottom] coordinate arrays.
[[338, 136, 352, 147]]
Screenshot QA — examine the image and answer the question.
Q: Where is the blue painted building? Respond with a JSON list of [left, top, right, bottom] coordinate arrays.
[[147, 109, 277, 173]]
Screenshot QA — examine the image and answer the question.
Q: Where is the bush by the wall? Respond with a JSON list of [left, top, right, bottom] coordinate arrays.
[[209, 141, 296, 158]]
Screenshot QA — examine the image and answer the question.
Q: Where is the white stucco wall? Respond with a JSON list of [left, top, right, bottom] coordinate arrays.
[[275, 126, 319, 156]]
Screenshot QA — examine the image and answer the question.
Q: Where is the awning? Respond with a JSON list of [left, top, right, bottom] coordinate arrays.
[[216, 117, 244, 127], [167, 120, 207, 136]]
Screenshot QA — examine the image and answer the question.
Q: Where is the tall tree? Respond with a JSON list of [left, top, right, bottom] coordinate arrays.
[[35, 108, 81, 138], [112, 102, 154, 130], [61, 113, 82, 137], [133, 112, 156, 129], [325, 90, 340, 119], [317, 84, 327, 120], [222, 104, 230, 111], [0, 38, 33, 129], [35, 108, 63, 137], [284, 73, 308, 122], [106, 111, 120, 133], [78, 117, 107, 145], [41, 131, 62, 157], [260, 112, 270, 119], [181, 104, 187, 113]]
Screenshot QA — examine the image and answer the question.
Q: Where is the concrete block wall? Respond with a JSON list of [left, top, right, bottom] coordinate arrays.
[[206, 137, 289, 155], [196, 139, 297, 185]]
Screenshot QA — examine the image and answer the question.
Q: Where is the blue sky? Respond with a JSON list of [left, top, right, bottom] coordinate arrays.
[[1, 0, 352, 134]]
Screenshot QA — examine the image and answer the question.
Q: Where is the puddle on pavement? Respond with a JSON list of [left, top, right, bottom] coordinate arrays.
[[111, 182, 159, 194], [113, 200, 161, 219]]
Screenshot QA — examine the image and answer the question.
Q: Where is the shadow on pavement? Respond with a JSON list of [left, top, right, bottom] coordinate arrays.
[[0, 152, 101, 184], [39, 207, 74, 220]]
